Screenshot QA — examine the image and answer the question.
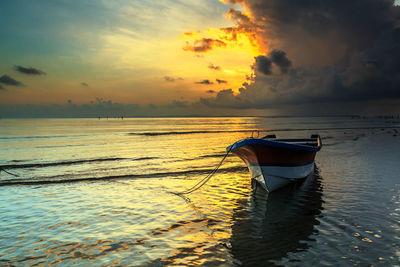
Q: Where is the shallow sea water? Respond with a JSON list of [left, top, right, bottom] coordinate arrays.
[[0, 117, 399, 266]]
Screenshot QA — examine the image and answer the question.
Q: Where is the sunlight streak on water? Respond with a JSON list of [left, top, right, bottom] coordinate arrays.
[[0, 117, 399, 265]]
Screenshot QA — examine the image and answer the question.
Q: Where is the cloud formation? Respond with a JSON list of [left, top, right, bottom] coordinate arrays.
[[183, 38, 227, 53], [254, 50, 292, 75], [255, 55, 272, 75], [269, 50, 292, 74], [200, 0, 400, 113], [195, 79, 214, 84], [208, 63, 221, 71], [216, 79, 228, 84], [0, 98, 242, 118], [14, 65, 46, 75], [164, 76, 183, 82], [81, 82, 89, 87], [0, 75, 23, 86]]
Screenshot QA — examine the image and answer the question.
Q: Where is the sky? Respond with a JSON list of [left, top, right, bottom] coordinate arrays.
[[1, 0, 400, 117]]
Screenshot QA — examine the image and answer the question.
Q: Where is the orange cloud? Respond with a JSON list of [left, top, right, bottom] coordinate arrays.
[[180, 6, 266, 94], [183, 38, 227, 53], [182, 8, 264, 56]]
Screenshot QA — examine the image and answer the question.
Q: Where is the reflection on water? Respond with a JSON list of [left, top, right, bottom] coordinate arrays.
[[229, 168, 323, 266], [0, 117, 399, 266]]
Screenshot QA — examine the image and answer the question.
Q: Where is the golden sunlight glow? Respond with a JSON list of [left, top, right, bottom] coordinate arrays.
[[182, 27, 263, 56], [93, 22, 264, 101], [0, 0, 267, 105], [181, 26, 263, 93]]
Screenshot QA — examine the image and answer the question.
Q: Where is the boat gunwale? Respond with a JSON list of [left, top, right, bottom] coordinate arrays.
[[227, 137, 322, 153]]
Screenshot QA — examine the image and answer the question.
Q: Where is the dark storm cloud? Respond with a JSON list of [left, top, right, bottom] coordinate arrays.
[[216, 79, 227, 84], [338, 28, 400, 100], [208, 63, 221, 71], [0, 75, 23, 86], [228, 0, 398, 57], [200, 0, 400, 113], [81, 82, 89, 87], [206, 89, 216, 94], [183, 38, 226, 53], [14, 65, 46, 75], [200, 89, 241, 108], [255, 56, 272, 75], [195, 79, 214, 84], [164, 76, 183, 82], [254, 50, 292, 75], [203, 29, 400, 109], [269, 50, 292, 74]]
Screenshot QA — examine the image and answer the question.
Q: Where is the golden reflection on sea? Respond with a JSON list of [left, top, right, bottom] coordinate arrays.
[[1, 117, 399, 265]]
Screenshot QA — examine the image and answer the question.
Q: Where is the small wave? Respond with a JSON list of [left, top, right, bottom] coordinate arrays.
[[128, 130, 253, 136], [11, 159, 27, 163], [0, 166, 247, 186], [150, 218, 221, 236], [0, 157, 157, 170], [33, 144, 84, 149], [128, 126, 400, 137], [198, 153, 235, 159], [323, 142, 343, 147], [0, 134, 90, 140]]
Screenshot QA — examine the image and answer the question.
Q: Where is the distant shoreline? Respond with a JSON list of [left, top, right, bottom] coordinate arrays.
[[1, 114, 399, 119]]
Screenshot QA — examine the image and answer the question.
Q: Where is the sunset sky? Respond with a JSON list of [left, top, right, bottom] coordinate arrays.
[[1, 0, 400, 117]]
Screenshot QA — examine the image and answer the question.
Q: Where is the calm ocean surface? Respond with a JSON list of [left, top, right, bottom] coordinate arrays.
[[0, 117, 399, 266]]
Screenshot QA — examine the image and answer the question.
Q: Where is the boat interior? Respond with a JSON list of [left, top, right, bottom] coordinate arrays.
[[261, 134, 322, 148]]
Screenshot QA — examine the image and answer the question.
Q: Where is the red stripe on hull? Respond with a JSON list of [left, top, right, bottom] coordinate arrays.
[[232, 145, 316, 166]]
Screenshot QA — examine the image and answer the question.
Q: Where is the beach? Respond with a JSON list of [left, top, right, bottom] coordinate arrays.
[[0, 117, 399, 266]]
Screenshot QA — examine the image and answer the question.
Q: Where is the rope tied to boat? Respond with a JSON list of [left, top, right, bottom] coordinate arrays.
[[170, 146, 233, 195]]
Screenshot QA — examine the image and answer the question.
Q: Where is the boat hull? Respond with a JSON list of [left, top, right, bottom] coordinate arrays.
[[249, 162, 314, 192], [228, 137, 321, 192]]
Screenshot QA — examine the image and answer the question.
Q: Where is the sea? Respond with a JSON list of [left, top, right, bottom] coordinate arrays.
[[0, 116, 399, 266]]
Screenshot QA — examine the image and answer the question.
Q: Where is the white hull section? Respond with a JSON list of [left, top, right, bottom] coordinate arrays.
[[249, 162, 314, 192]]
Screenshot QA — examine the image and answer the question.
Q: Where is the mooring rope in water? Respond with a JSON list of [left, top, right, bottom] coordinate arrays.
[[0, 168, 20, 177], [170, 146, 233, 195]]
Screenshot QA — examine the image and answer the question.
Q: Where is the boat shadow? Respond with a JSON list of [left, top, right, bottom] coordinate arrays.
[[228, 167, 324, 266]]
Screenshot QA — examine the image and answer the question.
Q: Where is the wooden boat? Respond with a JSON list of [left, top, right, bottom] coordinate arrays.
[[227, 134, 322, 192]]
